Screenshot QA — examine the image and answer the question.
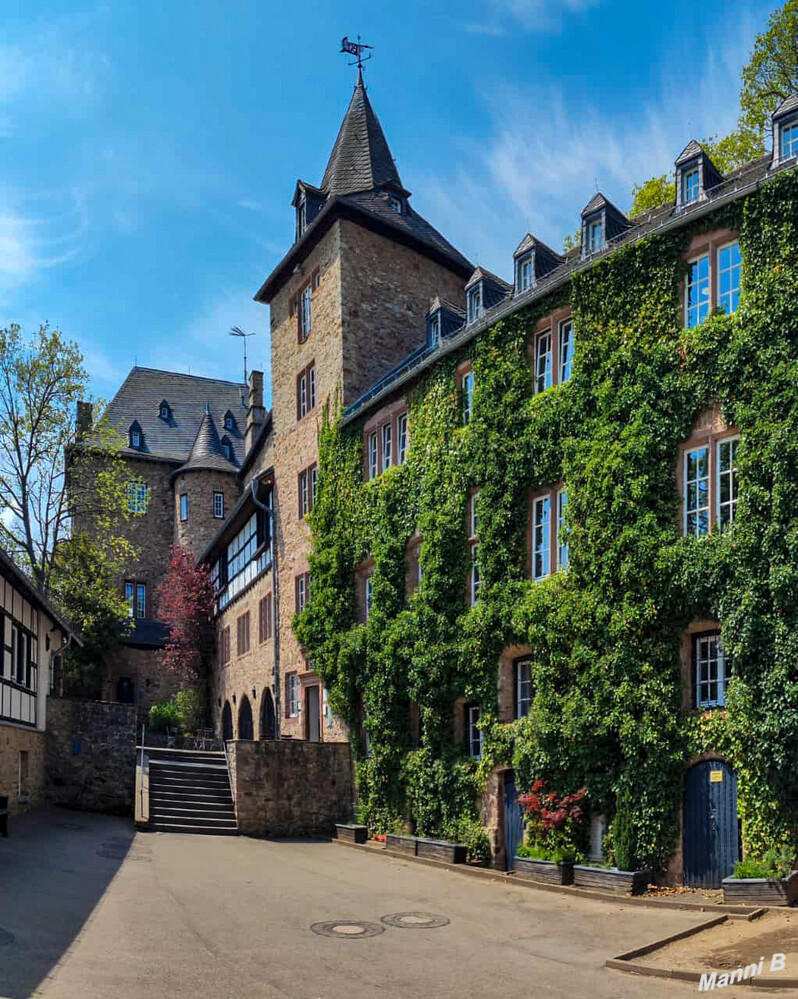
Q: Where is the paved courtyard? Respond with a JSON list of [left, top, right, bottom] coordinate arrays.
[[2, 807, 720, 999]]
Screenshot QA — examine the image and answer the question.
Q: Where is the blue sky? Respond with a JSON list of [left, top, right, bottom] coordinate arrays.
[[1, 0, 778, 406]]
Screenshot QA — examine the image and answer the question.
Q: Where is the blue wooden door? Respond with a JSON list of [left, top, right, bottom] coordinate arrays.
[[683, 760, 739, 888], [504, 775, 525, 872]]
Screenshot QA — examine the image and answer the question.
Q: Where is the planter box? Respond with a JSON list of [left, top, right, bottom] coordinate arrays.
[[573, 865, 651, 895], [514, 856, 574, 885], [722, 869, 798, 906], [385, 834, 417, 856], [416, 837, 467, 864], [335, 824, 368, 845]]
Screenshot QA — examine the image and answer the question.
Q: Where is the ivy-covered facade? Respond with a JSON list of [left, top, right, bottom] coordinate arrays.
[[296, 131, 798, 881]]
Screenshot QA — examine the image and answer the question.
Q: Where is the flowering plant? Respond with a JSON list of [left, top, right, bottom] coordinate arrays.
[[517, 779, 587, 861]]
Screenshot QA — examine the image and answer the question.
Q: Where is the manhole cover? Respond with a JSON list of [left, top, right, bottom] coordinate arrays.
[[380, 912, 450, 929], [311, 920, 385, 939], [54, 822, 85, 831], [0, 927, 14, 946]]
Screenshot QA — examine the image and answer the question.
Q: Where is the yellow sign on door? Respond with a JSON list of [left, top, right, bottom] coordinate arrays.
[[710, 770, 724, 783]]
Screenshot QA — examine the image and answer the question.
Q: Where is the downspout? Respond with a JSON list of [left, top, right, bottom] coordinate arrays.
[[250, 472, 280, 736]]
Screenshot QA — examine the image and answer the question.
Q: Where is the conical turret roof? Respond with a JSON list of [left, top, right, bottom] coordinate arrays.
[[179, 403, 237, 473]]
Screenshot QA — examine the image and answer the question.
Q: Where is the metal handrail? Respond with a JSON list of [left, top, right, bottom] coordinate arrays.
[[138, 723, 146, 820]]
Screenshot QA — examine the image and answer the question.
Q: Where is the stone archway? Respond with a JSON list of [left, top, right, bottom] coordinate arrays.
[[238, 695, 254, 741], [261, 689, 276, 740], [222, 701, 233, 742]]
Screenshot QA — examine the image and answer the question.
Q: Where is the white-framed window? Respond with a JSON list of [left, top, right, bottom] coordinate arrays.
[[130, 427, 142, 449], [224, 412, 236, 431], [682, 167, 700, 204], [300, 284, 312, 340], [296, 573, 309, 613], [213, 491, 225, 519], [684, 446, 710, 537], [397, 413, 409, 465], [717, 241, 741, 315], [515, 658, 533, 718], [686, 254, 710, 327], [781, 118, 798, 160], [462, 370, 475, 425], [557, 488, 568, 569], [311, 465, 318, 508], [221, 438, 233, 461], [137, 583, 146, 619], [368, 432, 378, 480], [126, 481, 148, 514], [717, 436, 739, 529], [466, 704, 482, 758], [299, 373, 307, 417], [585, 218, 603, 254], [467, 285, 482, 323], [308, 363, 316, 409], [516, 255, 533, 293], [470, 544, 480, 606], [126, 581, 146, 619], [365, 576, 374, 620], [532, 495, 551, 580], [381, 422, 392, 472], [160, 402, 170, 420], [287, 673, 300, 717], [179, 493, 188, 522], [428, 314, 440, 347], [559, 319, 574, 383], [469, 491, 479, 540], [299, 470, 310, 518], [694, 632, 730, 709], [534, 330, 552, 395]]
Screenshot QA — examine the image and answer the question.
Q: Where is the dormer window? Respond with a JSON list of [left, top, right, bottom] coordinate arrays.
[[129, 421, 143, 450], [387, 195, 403, 214], [772, 97, 798, 167], [298, 199, 307, 236], [221, 436, 233, 462], [585, 218, 603, 254], [224, 410, 236, 432], [159, 400, 171, 421], [781, 116, 798, 161], [427, 313, 440, 348], [467, 285, 483, 323], [516, 254, 533, 293], [682, 167, 700, 204]]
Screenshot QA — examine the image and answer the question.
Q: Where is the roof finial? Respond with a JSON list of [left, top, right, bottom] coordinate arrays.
[[205, 401, 211, 415], [340, 35, 373, 80]]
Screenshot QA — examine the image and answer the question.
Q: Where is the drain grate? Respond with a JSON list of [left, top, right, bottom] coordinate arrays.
[[311, 920, 385, 939], [380, 912, 450, 929], [0, 927, 14, 946]]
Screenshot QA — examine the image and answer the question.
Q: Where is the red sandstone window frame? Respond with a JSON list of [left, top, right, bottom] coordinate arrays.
[[457, 360, 474, 426], [293, 267, 321, 344], [285, 672, 300, 718], [528, 307, 573, 396], [362, 401, 409, 481], [258, 592, 273, 643], [527, 484, 567, 580], [677, 410, 740, 537], [236, 611, 250, 657], [295, 572, 310, 613]]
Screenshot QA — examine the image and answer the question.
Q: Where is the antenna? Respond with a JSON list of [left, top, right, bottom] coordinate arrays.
[[230, 326, 256, 384], [340, 35, 373, 73]]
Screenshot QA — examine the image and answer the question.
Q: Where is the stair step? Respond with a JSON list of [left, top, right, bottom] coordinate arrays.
[[149, 765, 229, 778], [149, 776, 230, 788], [151, 804, 235, 818], [144, 747, 224, 759], [150, 822, 238, 836], [151, 790, 233, 804]]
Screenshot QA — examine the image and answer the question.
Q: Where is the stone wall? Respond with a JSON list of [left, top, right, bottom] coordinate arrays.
[[0, 724, 47, 815], [101, 644, 184, 722], [46, 698, 137, 815], [228, 739, 355, 837], [173, 467, 240, 560]]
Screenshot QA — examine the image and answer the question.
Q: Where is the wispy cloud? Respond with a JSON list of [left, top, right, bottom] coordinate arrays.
[[414, 21, 752, 276], [488, 0, 601, 32]]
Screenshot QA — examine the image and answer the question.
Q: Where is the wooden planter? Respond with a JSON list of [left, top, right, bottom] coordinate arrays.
[[335, 824, 368, 844], [722, 869, 798, 906], [573, 865, 651, 895], [416, 838, 467, 864], [385, 834, 417, 856], [514, 856, 574, 885]]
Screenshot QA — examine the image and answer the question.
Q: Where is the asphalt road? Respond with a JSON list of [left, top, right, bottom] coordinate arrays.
[[2, 807, 713, 999]]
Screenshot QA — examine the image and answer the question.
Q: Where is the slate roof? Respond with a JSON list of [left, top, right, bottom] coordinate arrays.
[[178, 404, 238, 474], [428, 296, 465, 318], [513, 232, 564, 262], [675, 139, 704, 166], [103, 367, 249, 465], [465, 266, 513, 291], [321, 71, 406, 197], [774, 94, 798, 118]]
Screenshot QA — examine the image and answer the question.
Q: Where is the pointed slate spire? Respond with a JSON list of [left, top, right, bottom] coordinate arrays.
[[320, 74, 406, 197], [181, 404, 235, 471]]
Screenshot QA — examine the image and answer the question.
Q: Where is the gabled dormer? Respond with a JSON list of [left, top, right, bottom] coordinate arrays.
[[580, 193, 630, 258], [426, 297, 466, 347], [128, 420, 144, 450], [223, 409, 237, 433], [465, 267, 512, 324], [513, 234, 565, 294], [772, 95, 798, 168], [674, 141, 723, 209], [292, 181, 325, 241], [158, 399, 172, 422], [220, 435, 234, 463]]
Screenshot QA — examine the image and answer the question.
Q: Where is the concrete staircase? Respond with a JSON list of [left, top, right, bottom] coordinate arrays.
[[146, 747, 238, 836]]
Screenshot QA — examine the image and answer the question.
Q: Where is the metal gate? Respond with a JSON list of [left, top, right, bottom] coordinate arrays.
[[504, 774, 525, 872], [683, 759, 739, 888]]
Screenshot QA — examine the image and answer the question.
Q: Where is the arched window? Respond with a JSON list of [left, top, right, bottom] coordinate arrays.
[[221, 701, 233, 742], [238, 695, 253, 740], [261, 689, 276, 740], [129, 421, 144, 450]]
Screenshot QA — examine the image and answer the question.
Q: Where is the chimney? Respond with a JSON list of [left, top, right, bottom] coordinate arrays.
[[245, 370, 265, 453], [76, 401, 93, 435]]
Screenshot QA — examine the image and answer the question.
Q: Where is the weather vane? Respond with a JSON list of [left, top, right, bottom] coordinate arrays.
[[230, 326, 256, 384], [340, 35, 373, 72]]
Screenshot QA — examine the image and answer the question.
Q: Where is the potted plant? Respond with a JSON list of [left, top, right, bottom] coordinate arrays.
[[572, 799, 651, 895], [722, 847, 798, 906], [513, 780, 587, 885]]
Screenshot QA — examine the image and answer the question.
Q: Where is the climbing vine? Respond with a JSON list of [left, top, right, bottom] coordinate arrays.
[[296, 169, 798, 871]]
